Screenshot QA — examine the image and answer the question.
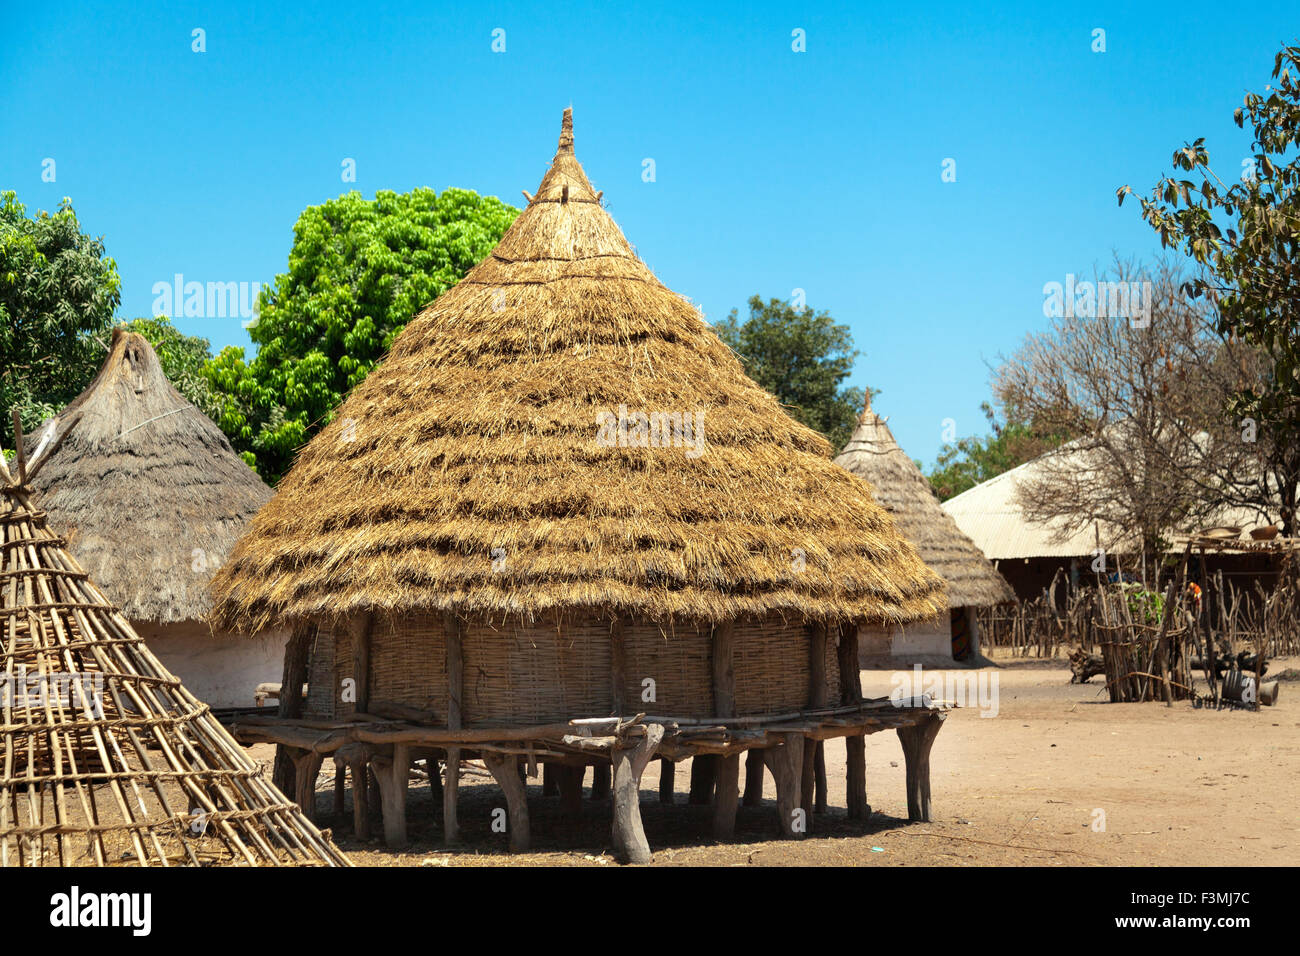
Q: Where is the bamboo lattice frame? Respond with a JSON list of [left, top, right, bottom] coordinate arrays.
[[0, 456, 349, 867]]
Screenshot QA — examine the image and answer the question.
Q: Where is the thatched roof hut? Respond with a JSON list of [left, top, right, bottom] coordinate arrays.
[[0, 457, 348, 866], [211, 110, 949, 861], [23, 328, 285, 707], [834, 396, 1015, 662]]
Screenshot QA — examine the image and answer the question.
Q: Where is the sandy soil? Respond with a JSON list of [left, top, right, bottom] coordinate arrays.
[[258, 652, 1299, 866]]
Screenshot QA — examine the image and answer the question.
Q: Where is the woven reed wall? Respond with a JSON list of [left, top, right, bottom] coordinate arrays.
[[311, 611, 843, 725], [370, 612, 448, 718]]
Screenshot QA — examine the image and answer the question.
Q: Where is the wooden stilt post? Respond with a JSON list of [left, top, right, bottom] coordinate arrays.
[[484, 754, 531, 852], [743, 749, 764, 806], [689, 755, 717, 803], [425, 756, 442, 801], [611, 724, 664, 864], [590, 763, 611, 800], [896, 714, 944, 822], [557, 764, 584, 815], [543, 763, 558, 797], [332, 760, 346, 816], [335, 742, 371, 840], [273, 623, 313, 796], [659, 759, 675, 805], [838, 621, 869, 820], [290, 748, 324, 822], [814, 742, 828, 814], [763, 732, 805, 838], [371, 744, 411, 847], [801, 623, 828, 826], [443, 612, 463, 845], [713, 754, 740, 841]]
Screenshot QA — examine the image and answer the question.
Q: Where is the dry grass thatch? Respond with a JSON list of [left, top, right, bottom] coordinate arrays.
[[834, 395, 1015, 609], [23, 328, 271, 624], [0, 464, 348, 866], [210, 109, 945, 633]]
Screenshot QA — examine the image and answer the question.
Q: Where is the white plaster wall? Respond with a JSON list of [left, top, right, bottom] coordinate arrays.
[[858, 613, 953, 662], [134, 621, 287, 709]]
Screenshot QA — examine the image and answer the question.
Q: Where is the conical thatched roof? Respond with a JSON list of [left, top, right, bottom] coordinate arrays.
[[834, 396, 1015, 609], [0, 461, 348, 866], [210, 109, 944, 633], [24, 328, 272, 624]]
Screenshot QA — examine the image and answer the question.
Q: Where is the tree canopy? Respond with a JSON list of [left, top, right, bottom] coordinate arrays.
[[205, 187, 518, 480], [0, 192, 121, 431], [1119, 41, 1300, 533], [714, 295, 866, 451]]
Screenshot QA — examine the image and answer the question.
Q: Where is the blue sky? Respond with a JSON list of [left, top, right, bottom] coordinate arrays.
[[2, 1, 1289, 467]]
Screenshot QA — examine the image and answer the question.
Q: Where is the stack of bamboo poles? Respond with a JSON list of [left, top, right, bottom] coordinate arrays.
[[0, 438, 349, 867]]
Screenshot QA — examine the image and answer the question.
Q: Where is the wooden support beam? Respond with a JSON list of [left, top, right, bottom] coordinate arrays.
[[611, 723, 664, 864], [351, 611, 374, 714], [713, 753, 740, 841], [814, 742, 828, 814], [332, 759, 346, 817], [273, 623, 313, 795], [896, 714, 944, 822], [335, 743, 372, 840], [659, 759, 675, 805], [801, 624, 828, 824], [542, 762, 559, 797], [484, 754, 531, 852], [557, 764, 584, 815], [742, 749, 764, 806], [688, 755, 717, 805], [763, 732, 806, 838], [425, 756, 443, 801], [838, 622, 868, 819], [289, 748, 324, 821], [610, 617, 627, 715], [443, 612, 463, 845], [590, 763, 611, 800], [371, 744, 411, 847]]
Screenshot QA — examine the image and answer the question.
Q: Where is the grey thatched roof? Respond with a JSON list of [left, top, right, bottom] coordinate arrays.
[[22, 327, 272, 624], [834, 396, 1016, 609]]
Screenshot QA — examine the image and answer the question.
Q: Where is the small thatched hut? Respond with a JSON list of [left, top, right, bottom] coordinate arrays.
[[835, 395, 1015, 663], [0, 452, 348, 866], [23, 328, 285, 708], [211, 109, 950, 862]]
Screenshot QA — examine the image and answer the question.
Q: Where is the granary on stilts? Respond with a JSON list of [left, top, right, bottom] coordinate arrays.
[[211, 109, 951, 863], [23, 329, 286, 709], [834, 395, 1016, 663], [0, 441, 348, 866]]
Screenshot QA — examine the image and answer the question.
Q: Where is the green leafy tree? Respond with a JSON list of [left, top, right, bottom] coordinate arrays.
[[123, 316, 223, 425], [0, 192, 121, 430], [1118, 41, 1300, 533], [715, 295, 865, 450], [206, 187, 518, 481], [927, 402, 1071, 501]]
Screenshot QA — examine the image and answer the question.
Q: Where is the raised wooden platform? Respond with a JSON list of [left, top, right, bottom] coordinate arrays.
[[226, 697, 948, 863]]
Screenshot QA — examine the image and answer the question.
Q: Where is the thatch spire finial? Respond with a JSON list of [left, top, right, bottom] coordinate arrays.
[[558, 107, 574, 154], [862, 390, 873, 415]]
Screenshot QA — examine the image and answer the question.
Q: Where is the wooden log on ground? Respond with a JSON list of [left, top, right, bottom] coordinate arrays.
[[483, 753, 531, 852], [371, 743, 411, 847], [659, 758, 675, 805], [762, 732, 805, 838], [590, 763, 611, 800], [611, 723, 664, 864], [713, 753, 740, 841], [743, 749, 764, 806], [896, 714, 944, 822]]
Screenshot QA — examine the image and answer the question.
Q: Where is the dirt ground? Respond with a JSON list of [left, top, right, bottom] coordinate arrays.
[[257, 652, 1299, 866]]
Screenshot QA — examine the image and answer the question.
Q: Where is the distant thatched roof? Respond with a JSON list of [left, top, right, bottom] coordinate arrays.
[[23, 328, 272, 624], [210, 109, 944, 633], [834, 396, 1015, 608]]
